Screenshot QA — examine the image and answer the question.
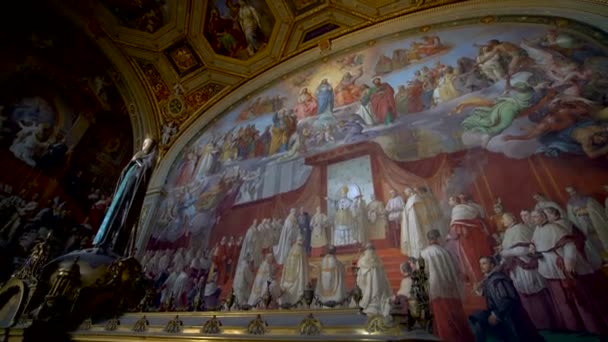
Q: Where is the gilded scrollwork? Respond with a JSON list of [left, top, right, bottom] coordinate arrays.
[[246, 314, 268, 335], [132, 315, 149, 332], [298, 313, 323, 336], [201, 315, 222, 334], [366, 315, 401, 336], [104, 317, 120, 331], [79, 318, 92, 331], [164, 315, 183, 333]]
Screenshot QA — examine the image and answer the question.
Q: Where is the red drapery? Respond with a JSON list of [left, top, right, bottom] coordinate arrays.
[[372, 146, 457, 204], [207, 142, 608, 247]]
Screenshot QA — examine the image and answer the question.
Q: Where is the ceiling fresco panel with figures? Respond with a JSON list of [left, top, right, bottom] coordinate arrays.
[[203, 0, 276, 61]]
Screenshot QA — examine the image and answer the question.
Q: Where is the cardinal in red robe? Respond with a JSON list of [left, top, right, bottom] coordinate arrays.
[[212, 237, 228, 284], [444, 196, 493, 284], [421, 229, 474, 342]]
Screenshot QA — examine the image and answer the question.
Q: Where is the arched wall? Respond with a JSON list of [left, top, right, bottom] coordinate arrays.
[[137, 0, 608, 251], [122, 3, 608, 333]]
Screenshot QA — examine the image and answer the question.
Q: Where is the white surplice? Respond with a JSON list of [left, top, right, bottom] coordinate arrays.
[[248, 256, 275, 306], [401, 194, 428, 257], [421, 243, 463, 300], [316, 253, 347, 303], [279, 240, 309, 305], [356, 249, 392, 315], [273, 213, 299, 265]]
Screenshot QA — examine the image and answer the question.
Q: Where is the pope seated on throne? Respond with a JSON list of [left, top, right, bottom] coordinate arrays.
[[326, 186, 356, 246]]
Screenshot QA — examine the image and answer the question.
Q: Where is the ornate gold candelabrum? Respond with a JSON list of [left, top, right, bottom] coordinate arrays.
[[403, 259, 433, 333], [349, 265, 362, 310]]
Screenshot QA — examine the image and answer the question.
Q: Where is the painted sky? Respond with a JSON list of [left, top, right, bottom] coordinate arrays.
[[208, 24, 552, 134]]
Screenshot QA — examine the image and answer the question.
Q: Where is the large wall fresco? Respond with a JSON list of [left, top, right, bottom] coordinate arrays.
[[142, 16, 608, 339]]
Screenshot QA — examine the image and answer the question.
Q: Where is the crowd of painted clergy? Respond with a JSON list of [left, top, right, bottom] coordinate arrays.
[[141, 184, 608, 341]]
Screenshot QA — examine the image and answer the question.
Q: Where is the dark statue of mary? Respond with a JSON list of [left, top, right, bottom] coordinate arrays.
[[93, 137, 158, 256]]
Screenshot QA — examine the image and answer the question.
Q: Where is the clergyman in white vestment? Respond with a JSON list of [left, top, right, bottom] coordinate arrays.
[[279, 237, 309, 305], [356, 243, 392, 316], [316, 245, 347, 304], [273, 208, 299, 265], [248, 253, 276, 306], [401, 187, 429, 258]]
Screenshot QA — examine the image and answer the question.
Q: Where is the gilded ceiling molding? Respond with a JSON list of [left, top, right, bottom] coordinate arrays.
[[48, 0, 161, 153], [90, 0, 188, 51], [92, 38, 162, 151], [149, 0, 608, 191]]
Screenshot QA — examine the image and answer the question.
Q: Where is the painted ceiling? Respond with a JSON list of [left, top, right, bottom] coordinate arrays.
[[49, 0, 468, 150]]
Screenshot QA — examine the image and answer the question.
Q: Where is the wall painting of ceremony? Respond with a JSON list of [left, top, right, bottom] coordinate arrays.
[[140, 15, 608, 339]]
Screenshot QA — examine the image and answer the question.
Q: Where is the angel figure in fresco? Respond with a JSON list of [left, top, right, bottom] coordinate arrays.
[[503, 97, 593, 142], [453, 82, 535, 143], [476, 44, 505, 83], [414, 35, 445, 57], [432, 66, 461, 105], [475, 39, 532, 90], [161, 122, 178, 146], [536, 121, 608, 159], [336, 53, 364, 71], [10, 120, 45, 167], [521, 40, 591, 87], [173, 83, 185, 96]]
